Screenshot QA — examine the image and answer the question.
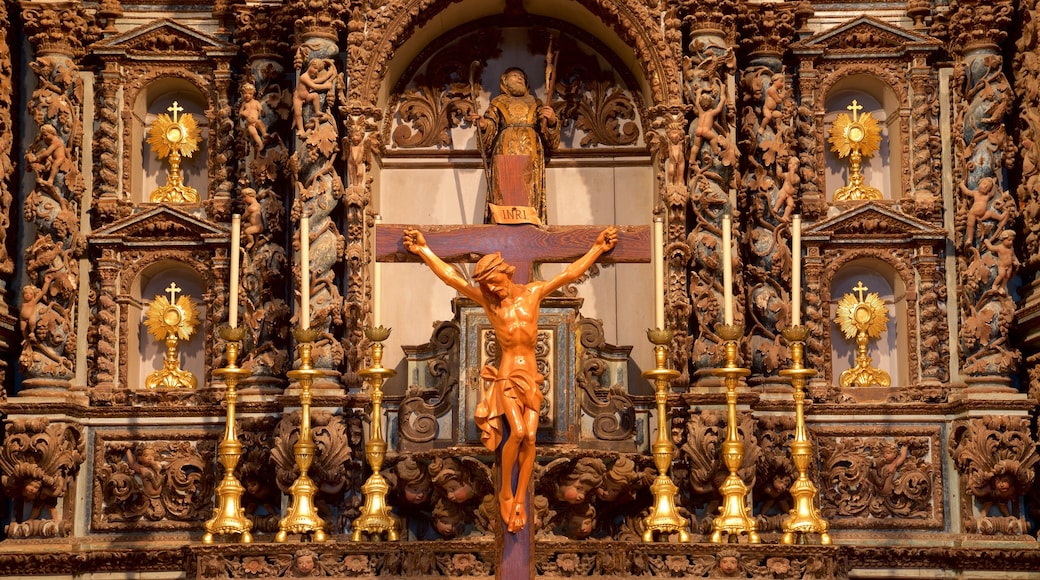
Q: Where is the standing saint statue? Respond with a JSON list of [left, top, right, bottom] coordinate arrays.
[[472, 67, 561, 225], [403, 226, 618, 533]]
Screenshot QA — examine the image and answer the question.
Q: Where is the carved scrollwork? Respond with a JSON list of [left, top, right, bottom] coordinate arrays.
[[575, 318, 635, 442], [95, 439, 214, 528], [399, 321, 460, 444], [0, 418, 84, 538], [950, 416, 1038, 534], [819, 435, 935, 524]]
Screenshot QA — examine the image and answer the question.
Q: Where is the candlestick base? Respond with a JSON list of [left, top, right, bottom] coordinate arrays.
[[779, 325, 831, 545], [641, 329, 691, 543], [710, 323, 758, 544], [352, 327, 400, 541], [203, 330, 253, 544], [276, 330, 328, 543]]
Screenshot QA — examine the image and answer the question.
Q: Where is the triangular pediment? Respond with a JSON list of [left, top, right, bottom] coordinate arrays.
[[792, 16, 940, 56], [91, 19, 236, 59], [803, 202, 946, 242], [90, 205, 229, 245]]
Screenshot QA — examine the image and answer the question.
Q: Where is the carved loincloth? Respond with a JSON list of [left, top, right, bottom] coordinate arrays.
[[475, 365, 544, 452]]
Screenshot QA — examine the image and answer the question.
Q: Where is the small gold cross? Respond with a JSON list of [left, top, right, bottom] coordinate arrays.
[[165, 282, 182, 303], [847, 100, 863, 121], [853, 280, 868, 302], [168, 101, 184, 121]]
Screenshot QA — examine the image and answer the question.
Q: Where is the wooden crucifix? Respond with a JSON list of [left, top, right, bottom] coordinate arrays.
[[375, 154, 649, 580]]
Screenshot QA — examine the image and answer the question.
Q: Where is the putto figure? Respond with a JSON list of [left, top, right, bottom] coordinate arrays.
[[403, 226, 617, 533], [472, 68, 560, 225]]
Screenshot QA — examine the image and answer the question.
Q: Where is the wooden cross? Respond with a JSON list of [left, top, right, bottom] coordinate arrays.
[[374, 154, 650, 580], [377, 155, 650, 281]]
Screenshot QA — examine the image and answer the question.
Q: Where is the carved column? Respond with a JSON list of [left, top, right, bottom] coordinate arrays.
[[653, 8, 694, 385], [233, 5, 292, 393], [207, 61, 235, 221], [679, 0, 740, 383], [907, 52, 942, 222], [18, 1, 91, 393], [289, 0, 346, 389], [87, 251, 120, 395], [941, 0, 1020, 388], [0, 0, 16, 395], [736, 2, 798, 384], [91, 60, 127, 225], [913, 247, 950, 388], [1012, 0, 1040, 402], [340, 104, 379, 382]]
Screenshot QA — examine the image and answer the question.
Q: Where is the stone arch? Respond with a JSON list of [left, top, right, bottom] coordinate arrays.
[[818, 248, 917, 390], [123, 73, 213, 204], [118, 250, 221, 391], [348, 0, 681, 110], [817, 67, 909, 201]]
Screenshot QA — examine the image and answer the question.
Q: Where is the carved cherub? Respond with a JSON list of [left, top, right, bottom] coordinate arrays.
[[292, 58, 336, 137], [961, 176, 996, 247], [770, 156, 800, 221], [238, 83, 267, 151], [26, 124, 70, 185], [710, 549, 743, 578], [125, 445, 164, 508], [553, 457, 604, 505], [760, 72, 785, 134], [871, 441, 907, 497], [690, 84, 726, 158], [389, 456, 432, 508], [240, 188, 264, 250], [984, 230, 1019, 293]]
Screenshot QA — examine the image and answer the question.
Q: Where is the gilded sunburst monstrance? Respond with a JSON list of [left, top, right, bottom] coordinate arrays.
[[147, 101, 201, 203], [829, 100, 883, 201], [145, 282, 200, 389], [835, 281, 891, 388]]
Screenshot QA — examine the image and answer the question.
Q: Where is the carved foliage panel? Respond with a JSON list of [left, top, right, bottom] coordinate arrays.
[[92, 429, 217, 532], [816, 424, 943, 529]]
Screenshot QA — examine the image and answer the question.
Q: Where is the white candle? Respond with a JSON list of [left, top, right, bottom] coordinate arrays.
[[229, 214, 241, 328], [792, 215, 801, 327], [722, 214, 733, 325], [653, 217, 665, 329], [373, 215, 382, 328], [300, 215, 310, 329]]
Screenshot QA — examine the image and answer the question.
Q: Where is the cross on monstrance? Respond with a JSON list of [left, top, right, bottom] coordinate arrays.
[[375, 154, 650, 580], [165, 282, 182, 303]]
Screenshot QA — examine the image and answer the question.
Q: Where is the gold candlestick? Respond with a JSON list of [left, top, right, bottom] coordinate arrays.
[[779, 325, 831, 545], [641, 328, 691, 542], [710, 323, 759, 544], [276, 327, 328, 543], [352, 326, 400, 541], [203, 326, 253, 544]]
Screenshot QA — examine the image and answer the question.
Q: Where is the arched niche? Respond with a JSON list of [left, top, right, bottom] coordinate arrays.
[[823, 74, 902, 203], [377, 15, 656, 373], [829, 258, 909, 390], [128, 261, 207, 390], [131, 78, 209, 205]]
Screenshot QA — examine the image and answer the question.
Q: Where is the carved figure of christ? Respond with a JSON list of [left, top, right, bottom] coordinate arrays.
[[376, 225, 649, 534]]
